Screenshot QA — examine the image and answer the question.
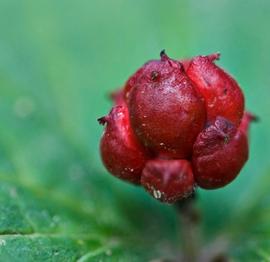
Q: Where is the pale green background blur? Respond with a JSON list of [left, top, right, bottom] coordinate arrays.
[[0, 0, 269, 260]]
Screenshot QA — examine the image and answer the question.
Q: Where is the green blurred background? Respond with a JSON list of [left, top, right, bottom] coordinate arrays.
[[0, 0, 269, 261]]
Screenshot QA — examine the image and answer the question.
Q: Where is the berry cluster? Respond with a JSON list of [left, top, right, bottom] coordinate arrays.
[[98, 51, 255, 203]]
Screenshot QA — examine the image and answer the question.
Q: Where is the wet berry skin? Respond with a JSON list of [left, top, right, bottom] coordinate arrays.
[[192, 116, 250, 189], [141, 159, 195, 203], [99, 51, 255, 203], [99, 104, 148, 184], [186, 54, 244, 126], [127, 51, 206, 159]]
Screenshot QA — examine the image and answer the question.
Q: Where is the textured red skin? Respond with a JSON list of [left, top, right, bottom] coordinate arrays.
[[124, 66, 145, 101], [186, 54, 244, 126], [181, 53, 220, 72], [127, 52, 206, 158], [141, 159, 195, 203], [99, 104, 148, 184], [192, 116, 249, 189]]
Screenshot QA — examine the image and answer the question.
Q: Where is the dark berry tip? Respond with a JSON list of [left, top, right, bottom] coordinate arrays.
[[207, 52, 221, 62], [98, 116, 108, 125], [160, 49, 166, 56], [248, 113, 259, 123], [160, 49, 169, 61]]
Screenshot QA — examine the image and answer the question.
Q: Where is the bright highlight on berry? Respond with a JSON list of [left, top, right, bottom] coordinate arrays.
[[98, 51, 255, 203]]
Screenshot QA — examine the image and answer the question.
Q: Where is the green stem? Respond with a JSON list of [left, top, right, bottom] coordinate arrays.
[[175, 193, 201, 262]]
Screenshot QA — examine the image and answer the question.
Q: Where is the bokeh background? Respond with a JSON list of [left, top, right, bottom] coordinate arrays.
[[0, 0, 269, 261]]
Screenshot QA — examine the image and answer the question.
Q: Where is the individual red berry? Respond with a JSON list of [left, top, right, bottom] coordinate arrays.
[[186, 53, 244, 126], [192, 114, 254, 189], [127, 51, 206, 158], [99, 104, 148, 184], [141, 159, 195, 203]]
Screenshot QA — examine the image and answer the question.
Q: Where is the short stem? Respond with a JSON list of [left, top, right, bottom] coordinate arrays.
[[175, 192, 201, 262]]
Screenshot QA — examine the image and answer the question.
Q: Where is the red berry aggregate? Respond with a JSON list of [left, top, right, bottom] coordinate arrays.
[[98, 51, 255, 203]]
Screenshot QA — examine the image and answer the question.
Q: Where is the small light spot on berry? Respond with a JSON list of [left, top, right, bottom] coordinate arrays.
[[153, 189, 162, 199], [117, 112, 124, 117]]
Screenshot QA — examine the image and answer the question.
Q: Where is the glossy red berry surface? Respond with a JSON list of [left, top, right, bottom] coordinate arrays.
[[127, 51, 206, 159], [99, 104, 148, 184], [141, 159, 194, 203], [192, 116, 249, 189], [186, 53, 244, 126], [99, 51, 254, 203]]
